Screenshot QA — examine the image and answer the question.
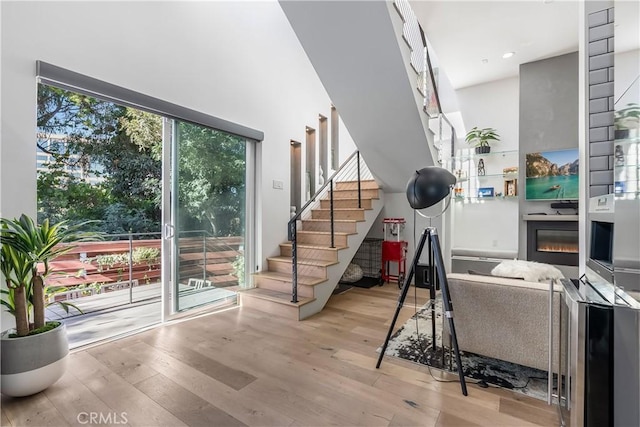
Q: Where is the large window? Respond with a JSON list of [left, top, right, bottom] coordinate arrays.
[[35, 65, 260, 345]]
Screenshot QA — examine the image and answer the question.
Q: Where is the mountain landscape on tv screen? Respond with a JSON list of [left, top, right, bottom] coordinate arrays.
[[525, 152, 579, 200], [526, 153, 579, 177]]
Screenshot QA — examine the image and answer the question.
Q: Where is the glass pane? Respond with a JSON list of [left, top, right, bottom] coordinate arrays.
[[36, 83, 164, 348], [536, 230, 579, 254], [173, 121, 246, 312]]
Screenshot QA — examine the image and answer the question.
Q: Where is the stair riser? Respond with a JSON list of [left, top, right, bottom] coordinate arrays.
[[320, 199, 372, 209], [253, 276, 314, 298], [301, 221, 358, 233], [296, 233, 348, 247], [239, 293, 299, 320], [279, 245, 338, 262], [332, 189, 378, 199], [311, 210, 365, 221], [334, 180, 378, 190], [267, 259, 327, 279]]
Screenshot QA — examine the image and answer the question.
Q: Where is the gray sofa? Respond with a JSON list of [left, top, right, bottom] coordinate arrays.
[[444, 273, 561, 372]]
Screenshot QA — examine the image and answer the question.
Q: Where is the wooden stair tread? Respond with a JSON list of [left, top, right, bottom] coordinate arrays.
[[303, 219, 358, 223], [280, 242, 348, 251], [253, 271, 326, 286], [241, 288, 315, 307], [267, 256, 338, 267], [335, 180, 379, 187], [296, 230, 351, 236], [322, 197, 371, 201], [312, 208, 366, 212]]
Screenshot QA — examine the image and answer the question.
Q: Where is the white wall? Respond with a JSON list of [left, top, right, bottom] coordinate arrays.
[[0, 1, 356, 275], [451, 77, 520, 254]]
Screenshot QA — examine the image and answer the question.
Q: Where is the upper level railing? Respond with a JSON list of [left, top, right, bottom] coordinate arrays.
[[394, 0, 456, 165], [287, 150, 373, 303]]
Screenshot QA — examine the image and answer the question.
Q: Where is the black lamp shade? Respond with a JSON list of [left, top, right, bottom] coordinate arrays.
[[406, 167, 457, 209]]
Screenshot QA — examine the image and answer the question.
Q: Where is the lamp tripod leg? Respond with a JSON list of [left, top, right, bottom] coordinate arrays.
[[376, 227, 468, 396], [376, 229, 428, 369], [430, 228, 468, 396], [429, 237, 436, 352]]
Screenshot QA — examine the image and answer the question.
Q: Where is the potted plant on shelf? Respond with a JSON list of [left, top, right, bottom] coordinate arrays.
[[1, 214, 98, 397], [614, 103, 640, 140], [465, 127, 500, 154]]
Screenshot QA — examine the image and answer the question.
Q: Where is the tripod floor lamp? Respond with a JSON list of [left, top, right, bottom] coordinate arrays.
[[375, 166, 468, 396]]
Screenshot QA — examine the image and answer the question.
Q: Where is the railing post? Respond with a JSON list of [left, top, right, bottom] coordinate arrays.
[[202, 233, 207, 282], [357, 151, 362, 209], [290, 220, 298, 303], [330, 179, 335, 248], [128, 230, 134, 304]]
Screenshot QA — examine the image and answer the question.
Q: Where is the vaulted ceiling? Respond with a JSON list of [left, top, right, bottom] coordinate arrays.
[[411, 0, 580, 90]]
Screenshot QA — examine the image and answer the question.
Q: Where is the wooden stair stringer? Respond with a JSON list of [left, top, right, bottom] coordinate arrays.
[[298, 191, 384, 320]]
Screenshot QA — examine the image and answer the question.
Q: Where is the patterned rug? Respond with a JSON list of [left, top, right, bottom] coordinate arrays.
[[382, 296, 553, 401]]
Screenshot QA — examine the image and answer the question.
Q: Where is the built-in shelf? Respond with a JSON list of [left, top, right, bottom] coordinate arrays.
[[522, 214, 578, 222]]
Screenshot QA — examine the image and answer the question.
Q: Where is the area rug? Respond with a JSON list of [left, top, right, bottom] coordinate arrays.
[[381, 296, 553, 401]]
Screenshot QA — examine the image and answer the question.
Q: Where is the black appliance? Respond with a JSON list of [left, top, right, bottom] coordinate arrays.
[[558, 278, 614, 427]]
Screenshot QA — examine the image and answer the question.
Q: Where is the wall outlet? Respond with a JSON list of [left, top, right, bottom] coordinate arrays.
[[273, 179, 284, 190]]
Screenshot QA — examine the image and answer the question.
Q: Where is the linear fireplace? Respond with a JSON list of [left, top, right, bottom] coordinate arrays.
[[527, 220, 579, 266]]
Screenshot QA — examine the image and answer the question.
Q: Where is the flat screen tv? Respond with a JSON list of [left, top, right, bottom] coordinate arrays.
[[525, 148, 579, 201]]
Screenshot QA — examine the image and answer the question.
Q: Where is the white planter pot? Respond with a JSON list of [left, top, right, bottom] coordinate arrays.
[[1, 323, 69, 397]]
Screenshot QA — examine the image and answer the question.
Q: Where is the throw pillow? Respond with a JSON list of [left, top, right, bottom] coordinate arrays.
[[491, 259, 564, 283]]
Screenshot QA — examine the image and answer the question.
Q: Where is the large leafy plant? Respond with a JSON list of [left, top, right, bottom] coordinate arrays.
[[465, 127, 500, 148], [1, 215, 99, 337]]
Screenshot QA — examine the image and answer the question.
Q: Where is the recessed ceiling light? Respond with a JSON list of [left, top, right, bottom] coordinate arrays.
[[502, 52, 515, 59]]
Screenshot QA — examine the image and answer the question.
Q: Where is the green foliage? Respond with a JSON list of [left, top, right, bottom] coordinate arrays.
[[132, 247, 160, 265], [94, 246, 159, 271], [37, 166, 111, 227], [36, 84, 246, 239], [37, 84, 161, 234], [232, 254, 245, 287], [465, 127, 500, 147], [1, 215, 100, 336], [119, 109, 163, 161], [177, 122, 246, 236]]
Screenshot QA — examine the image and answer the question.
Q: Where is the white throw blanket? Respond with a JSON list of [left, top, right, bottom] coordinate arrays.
[[491, 259, 564, 283]]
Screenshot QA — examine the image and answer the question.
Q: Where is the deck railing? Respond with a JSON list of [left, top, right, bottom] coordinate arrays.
[[47, 230, 242, 310]]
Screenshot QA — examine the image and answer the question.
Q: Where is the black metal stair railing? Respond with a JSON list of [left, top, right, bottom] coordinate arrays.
[[394, 0, 456, 165], [287, 150, 371, 303]]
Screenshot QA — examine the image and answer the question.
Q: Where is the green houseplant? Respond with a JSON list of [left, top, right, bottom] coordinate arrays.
[[614, 103, 640, 140], [465, 127, 500, 154], [1, 214, 98, 396]]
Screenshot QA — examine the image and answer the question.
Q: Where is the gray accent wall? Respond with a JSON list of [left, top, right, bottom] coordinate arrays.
[[518, 52, 579, 261], [587, 8, 615, 197]]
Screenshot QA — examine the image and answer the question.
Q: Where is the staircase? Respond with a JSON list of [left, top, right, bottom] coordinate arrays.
[[240, 158, 383, 320]]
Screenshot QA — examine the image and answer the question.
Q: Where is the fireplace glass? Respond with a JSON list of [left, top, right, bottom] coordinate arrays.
[[536, 230, 579, 254]]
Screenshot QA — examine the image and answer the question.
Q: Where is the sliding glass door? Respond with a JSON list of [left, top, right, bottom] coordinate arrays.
[[167, 120, 250, 313]]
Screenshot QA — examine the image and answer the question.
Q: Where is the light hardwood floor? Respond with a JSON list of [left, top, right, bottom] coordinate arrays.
[[1, 284, 560, 426]]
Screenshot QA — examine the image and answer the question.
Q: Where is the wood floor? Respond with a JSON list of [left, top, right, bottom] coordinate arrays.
[[1, 284, 560, 426]]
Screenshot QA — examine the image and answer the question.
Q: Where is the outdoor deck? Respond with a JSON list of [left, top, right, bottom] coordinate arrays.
[[47, 283, 237, 349]]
